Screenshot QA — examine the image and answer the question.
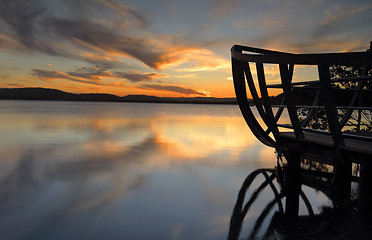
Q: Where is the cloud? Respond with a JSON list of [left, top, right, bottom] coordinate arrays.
[[0, 0, 69, 57], [229, 1, 372, 53], [0, 0, 44, 48], [0, 82, 25, 88], [0, 0, 165, 69], [32, 66, 165, 87], [94, 0, 149, 29], [313, 4, 371, 39], [210, 0, 243, 19], [41, 17, 167, 69], [67, 66, 113, 80], [31, 68, 124, 87], [161, 47, 230, 72], [0, 0, 231, 73], [140, 84, 209, 96], [114, 71, 166, 83]]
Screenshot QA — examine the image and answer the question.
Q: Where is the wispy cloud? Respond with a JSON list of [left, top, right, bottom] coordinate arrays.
[[313, 4, 371, 39], [41, 17, 166, 69], [0, 0, 162, 69], [32, 66, 165, 87], [114, 71, 166, 83], [230, 1, 372, 53], [0, 0, 230, 73], [0, 0, 44, 48], [31, 69, 120, 87], [94, 0, 149, 29], [163, 47, 230, 72], [140, 84, 209, 96], [1, 0, 371, 97], [67, 66, 113, 80], [210, 0, 243, 19]]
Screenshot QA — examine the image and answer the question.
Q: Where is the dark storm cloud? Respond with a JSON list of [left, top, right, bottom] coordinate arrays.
[[140, 84, 207, 96]]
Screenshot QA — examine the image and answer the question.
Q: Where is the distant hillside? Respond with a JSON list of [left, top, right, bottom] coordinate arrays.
[[0, 87, 238, 104]]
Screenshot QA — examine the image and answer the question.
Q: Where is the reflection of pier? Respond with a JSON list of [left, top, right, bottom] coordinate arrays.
[[228, 166, 337, 239], [230, 43, 372, 217], [228, 164, 360, 240]]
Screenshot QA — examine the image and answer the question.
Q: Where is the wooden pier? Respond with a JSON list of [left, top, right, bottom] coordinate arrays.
[[231, 43, 372, 215]]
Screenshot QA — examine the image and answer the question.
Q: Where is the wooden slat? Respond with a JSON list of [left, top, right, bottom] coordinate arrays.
[[232, 58, 276, 147], [231, 46, 372, 66], [300, 91, 320, 128], [243, 62, 277, 134], [280, 64, 304, 139], [256, 62, 279, 134], [231, 44, 372, 168], [266, 75, 372, 88], [318, 65, 345, 146], [277, 131, 372, 155], [339, 65, 369, 128]]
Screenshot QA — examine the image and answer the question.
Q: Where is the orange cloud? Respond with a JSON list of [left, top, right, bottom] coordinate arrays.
[[156, 46, 230, 71]]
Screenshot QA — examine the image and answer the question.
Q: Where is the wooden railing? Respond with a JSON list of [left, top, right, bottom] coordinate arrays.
[[231, 44, 372, 153]]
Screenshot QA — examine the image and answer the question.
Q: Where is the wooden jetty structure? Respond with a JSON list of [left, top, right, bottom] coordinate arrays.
[[231, 43, 372, 216]]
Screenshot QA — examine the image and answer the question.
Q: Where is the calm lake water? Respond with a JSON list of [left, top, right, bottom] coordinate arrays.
[[0, 100, 331, 240]]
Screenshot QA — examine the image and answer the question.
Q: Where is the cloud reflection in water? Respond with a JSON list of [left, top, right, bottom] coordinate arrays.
[[0, 101, 282, 239]]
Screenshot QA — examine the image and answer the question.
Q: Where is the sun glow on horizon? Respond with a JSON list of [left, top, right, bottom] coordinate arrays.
[[0, 0, 370, 98]]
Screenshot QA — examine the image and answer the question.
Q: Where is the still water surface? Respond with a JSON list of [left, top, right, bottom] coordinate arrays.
[[0, 101, 331, 239]]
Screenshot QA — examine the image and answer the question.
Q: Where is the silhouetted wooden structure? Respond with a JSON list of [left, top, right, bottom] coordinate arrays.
[[231, 43, 372, 215], [228, 167, 335, 240]]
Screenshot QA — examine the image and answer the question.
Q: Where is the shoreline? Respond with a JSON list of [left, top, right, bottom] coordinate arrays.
[[0, 87, 239, 105]]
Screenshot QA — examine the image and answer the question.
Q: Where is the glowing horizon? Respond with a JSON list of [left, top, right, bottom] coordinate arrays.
[[1, 0, 371, 98]]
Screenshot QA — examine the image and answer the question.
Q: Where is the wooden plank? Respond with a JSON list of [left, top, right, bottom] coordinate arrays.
[[277, 131, 372, 156], [232, 58, 276, 147], [279, 64, 304, 139], [266, 75, 372, 88], [243, 62, 277, 133], [256, 62, 279, 134], [231, 46, 372, 66], [339, 65, 369, 128], [318, 65, 345, 146]]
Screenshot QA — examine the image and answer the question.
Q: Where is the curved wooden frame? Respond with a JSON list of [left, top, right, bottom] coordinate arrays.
[[231, 44, 372, 152]]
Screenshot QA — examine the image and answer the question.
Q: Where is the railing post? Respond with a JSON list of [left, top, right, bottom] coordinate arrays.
[[318, 65, 351, 203], [318, 65, 344, 146], [333, 153, 351, 204], [279, 64, 303, 140]]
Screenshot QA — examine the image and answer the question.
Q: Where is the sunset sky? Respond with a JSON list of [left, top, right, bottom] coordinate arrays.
[[0, 0, 371, 98]]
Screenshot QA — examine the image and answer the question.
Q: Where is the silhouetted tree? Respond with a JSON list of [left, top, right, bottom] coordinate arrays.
[[298, 45, 372, 132]]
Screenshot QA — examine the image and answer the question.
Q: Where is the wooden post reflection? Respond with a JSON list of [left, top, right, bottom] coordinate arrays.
[[283, 149, 302, 219]]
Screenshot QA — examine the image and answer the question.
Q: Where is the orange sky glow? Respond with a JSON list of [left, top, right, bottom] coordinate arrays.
[[0, 0, 371, 98]]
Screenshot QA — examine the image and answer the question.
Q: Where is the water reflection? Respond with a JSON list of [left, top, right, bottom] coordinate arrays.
[[227, 156, 364, 239], [0, 101, 280, 239]]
